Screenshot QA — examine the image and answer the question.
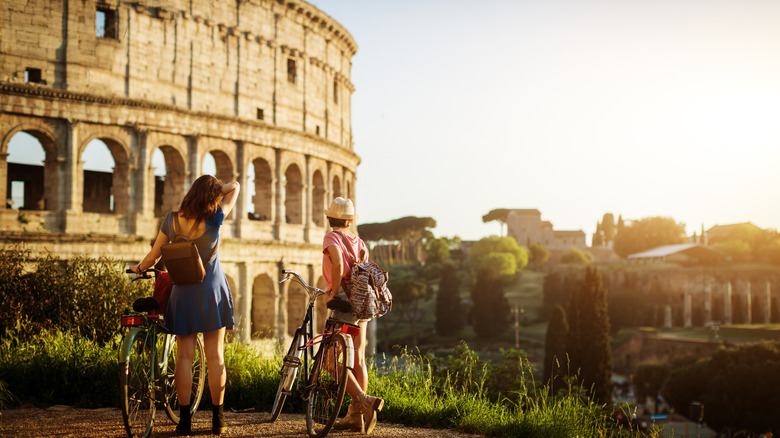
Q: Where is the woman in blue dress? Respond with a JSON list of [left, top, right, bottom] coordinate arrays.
[[131, 175, 240, 436]]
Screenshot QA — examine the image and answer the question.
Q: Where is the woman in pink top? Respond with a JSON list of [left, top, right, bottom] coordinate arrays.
[[322, 197, 384, 435]]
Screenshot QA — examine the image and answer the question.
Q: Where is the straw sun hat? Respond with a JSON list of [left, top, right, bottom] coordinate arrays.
[[324, 197, 359, 220]]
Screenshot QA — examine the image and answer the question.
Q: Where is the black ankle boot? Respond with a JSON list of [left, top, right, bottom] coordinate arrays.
[[212, 404, 226, 435], [176, 404, 192, 436]]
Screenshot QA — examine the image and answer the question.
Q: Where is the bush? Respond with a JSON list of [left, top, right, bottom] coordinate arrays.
[[0, 249, 150, 343]]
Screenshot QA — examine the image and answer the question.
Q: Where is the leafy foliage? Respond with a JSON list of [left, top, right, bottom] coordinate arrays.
[[386, 263, 433, 345], [664, 342, 780, 435], [633, 361, 669, 414], [470, 271, 510, 338], [0, 249, 150, 343], [527, 243, 551, 270], [358, 216, 436, 264], [423, 236, 451, 265], [613, 216, 687, 259], [560, 247, 594, 265], [543, 305, 569, 393], [435, 262, 464, 337], [467, 236, 528, 281], [566, 266, 612, 404], [481, 209, 513, 224]]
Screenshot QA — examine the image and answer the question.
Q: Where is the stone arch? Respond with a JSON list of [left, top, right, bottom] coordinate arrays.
[[152, 145, 187, 217], [251, 273, 276, 339], [287, 278, 307, 336], [79, 129, 131, 215], [312, 169, 325, 227], [284, 163, 303, 224], [332, 174, 342, 200], [248, 157, 273, 221], [3, 126, 59, 211], [203, 148, 236, 219]]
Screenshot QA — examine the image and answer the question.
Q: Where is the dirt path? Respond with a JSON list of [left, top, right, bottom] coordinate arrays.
[[0, 405, 484, 438]]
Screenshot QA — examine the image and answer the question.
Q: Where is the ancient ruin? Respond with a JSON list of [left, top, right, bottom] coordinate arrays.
[[0, 0, 359, 344]]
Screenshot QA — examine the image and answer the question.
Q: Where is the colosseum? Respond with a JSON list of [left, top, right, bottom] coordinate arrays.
[[0, 0, 359, 345]]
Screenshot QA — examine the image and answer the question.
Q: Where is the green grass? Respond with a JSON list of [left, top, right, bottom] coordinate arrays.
[[0, 330, 656, 437]]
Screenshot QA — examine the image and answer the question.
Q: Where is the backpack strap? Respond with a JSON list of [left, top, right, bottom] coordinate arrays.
[[335, 230, 366, 263], [171, 211, 218, 264]]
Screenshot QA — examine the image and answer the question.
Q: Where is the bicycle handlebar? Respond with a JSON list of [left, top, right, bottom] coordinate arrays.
[[125, 268, 160, 280], [280, 269, 327, 295]]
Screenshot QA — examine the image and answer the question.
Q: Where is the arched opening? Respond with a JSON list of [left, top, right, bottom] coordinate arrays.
[[287, 279, 306, 336], [284, 164, 303, 224], [202, 150, 235, 219], [152, 146, 186, 217], [248, 158, 272, 221], [251, 274, 276, 339], [82, 138, 128, 214], [6, 131, 49, 210], [332, 175, 342, 200], [346, 180, 353, 201], [312, 170, 325, 227]]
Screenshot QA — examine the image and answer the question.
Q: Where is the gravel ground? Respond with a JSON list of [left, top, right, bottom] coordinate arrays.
[[0, 405, 485, 438]]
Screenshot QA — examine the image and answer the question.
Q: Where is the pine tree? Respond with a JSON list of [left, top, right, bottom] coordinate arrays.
[[566, 266, 612, 404], [471, 270, 510, 338], [543, 305, 569, 394], [435, 263, 463, 336]]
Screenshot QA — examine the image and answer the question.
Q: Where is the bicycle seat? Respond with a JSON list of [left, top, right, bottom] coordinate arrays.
[[132, 297, 161, 313]]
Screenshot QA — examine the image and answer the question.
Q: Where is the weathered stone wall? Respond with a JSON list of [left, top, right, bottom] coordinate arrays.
[[0, 0, 359, 346]]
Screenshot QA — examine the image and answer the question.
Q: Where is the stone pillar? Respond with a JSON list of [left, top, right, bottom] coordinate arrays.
[[704, 282, 713, 323], [724, 282, 732, 325], [234, 141, 246, 238], [664, 305, 673, 329], [236, 261, 250, 343], [0, 151, 7, 210], [684, 291, 693, 328], [745, 280, 752, 324], [765, 281, 772, 324], [64, 119, 82, 213], [304, 154, 312, 243], [186, 135, 200, 187], [273, 148, 283, 240]]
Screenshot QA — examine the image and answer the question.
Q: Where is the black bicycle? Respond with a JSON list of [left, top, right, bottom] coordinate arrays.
[[119, 268, 205, 438], [270, 269, 359, 438]]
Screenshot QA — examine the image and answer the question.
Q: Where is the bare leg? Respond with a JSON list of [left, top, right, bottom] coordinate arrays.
[[346, 320, 369, 397], [174, 334, 198, 405], [203, 327, 227, 405]]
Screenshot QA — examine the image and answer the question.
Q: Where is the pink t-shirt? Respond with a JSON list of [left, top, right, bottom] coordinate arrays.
[[322, 230, 369, 290]]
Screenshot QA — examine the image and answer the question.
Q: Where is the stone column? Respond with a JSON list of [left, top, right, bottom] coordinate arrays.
[[765, 281, 772, 324], [704, 282, 713, 323], [236, 261, 250, 343], [664, 305, 673, 329], [683, 290, 692, 328], [64, 119, 82, 213], [304, 154, 312, 242], [745, 281, 752, 324], [0, 151, 7, 210], [273, 148, 283, 240], [724, 282, 732, 325], [234, 141, 246, 238], [186, 135, 200, 187]]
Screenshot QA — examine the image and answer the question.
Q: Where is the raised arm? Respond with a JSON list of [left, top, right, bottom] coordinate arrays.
[[220, 181, 240, 218]]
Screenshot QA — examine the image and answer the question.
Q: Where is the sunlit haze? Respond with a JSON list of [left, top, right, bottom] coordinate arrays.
[[9, 0, 780, 243]]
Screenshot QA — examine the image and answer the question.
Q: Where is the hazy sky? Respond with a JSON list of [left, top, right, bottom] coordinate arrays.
[[309, 0, 780, 242], [8, 0, 780, 243]]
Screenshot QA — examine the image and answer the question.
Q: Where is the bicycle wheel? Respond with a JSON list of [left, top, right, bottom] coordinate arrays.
[[306, 333, 349, 438], [164, 334, 206, 423], [120, 330, 156, 438], [270, 329, 303, 422]]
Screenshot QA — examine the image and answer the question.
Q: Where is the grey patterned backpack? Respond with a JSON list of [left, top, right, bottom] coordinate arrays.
[[336, 232, 392, 319]]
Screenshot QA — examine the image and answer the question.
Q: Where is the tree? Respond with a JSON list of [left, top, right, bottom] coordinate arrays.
[[560, 247, 594, 265], [527, 243, 550, 270], [358, 216, 436, 265], [470, 270, 510, 338], [543, 305, 569, 394], [608, 289, 652, 334], [423, 236, 451, 265], [467, 236, 528, 338], [482, 209, 513, 236], [435, 263, 463, 337], [593, 213, 617, 247], [612, 216, 687, 259], [633, 361, 670, 414], [664, 342, 780, 434], [566, 266, 612, 404], [386, 263, 432, 346]]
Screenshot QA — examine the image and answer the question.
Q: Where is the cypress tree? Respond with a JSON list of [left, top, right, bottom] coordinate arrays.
[[543, 304, 569, 394], [435, 262, 463, 336], [566, 266, 612, 404], [471, 270, 510, 338]]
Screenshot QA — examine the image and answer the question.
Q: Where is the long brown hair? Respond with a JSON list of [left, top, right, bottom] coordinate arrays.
[[179, 175, 223, 222]]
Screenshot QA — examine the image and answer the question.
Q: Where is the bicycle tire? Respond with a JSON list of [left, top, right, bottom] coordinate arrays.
[[306, 333, 349, 438], [270, 330, 303, 422], [164, 334, 206, 423], [120, 329, 156, 438]]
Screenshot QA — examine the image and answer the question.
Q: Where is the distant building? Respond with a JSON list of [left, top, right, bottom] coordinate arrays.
[[505, 209, 587, 251], [627, 243, 723, 264]]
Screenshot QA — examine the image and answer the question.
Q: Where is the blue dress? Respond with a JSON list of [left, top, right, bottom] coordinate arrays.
[[161, 207, 235, 335]]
